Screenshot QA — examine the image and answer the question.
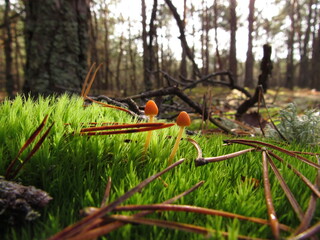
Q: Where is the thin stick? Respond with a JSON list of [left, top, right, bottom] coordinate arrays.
[[185, 138, 203, 160], [195, 148, 256, 166]]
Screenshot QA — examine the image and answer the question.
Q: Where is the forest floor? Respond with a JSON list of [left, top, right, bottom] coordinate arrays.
[[1, 87, 319, 113]]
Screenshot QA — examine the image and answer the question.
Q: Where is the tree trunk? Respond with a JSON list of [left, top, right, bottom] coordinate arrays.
[[147, 0, 158, 89], [201, 0, 210, 76], [244, 0, 255, 88], [13, 23, 22, 91], [128, 21, 138, 93], [310, 24, 320, 90], [180, 0, 188, 79], [141, 0, 153, 91], [298, 0, 314, 88], [213, 0, 225, 81], [89, 8, 101, 93], [115, 33, 124, 93], [102, 0, 111, 90], [236, 44, 272, 119], [164, 0, 201, 78], [23, 0, 90, 96], [4, 0, 15, 98], [285, 0, 296, 90], [229, 0, 238, 85]]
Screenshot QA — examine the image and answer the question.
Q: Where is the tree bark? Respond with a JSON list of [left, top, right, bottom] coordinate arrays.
[[115, 33, 124, 93], [298, 0, 314, 88], [4, 0, 15, 98], [236, 44, 272, 119], [147, 0, 158, 88], [244, 0, 255, 88], [310, 23, 320, 90], [213, 0, 225, 81], [229, 0, 238, 85], [23, 0, 90, 96], [179, 0, 188, 79], [102, 0, 111, 90], [141, 0, 153, 91], [164, 0, 201, 78], [285, 0, 297, 89]]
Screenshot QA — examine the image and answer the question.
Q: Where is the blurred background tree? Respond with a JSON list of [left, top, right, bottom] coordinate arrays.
[[0, 0, 320, 98]]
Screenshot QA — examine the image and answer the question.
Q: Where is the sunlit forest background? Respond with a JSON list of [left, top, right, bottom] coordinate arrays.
[[0, 0, 319, 99]]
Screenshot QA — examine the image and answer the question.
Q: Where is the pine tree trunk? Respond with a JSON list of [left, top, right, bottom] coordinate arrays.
[[285, 0, 296, 90], [23, 0, 90, 96], [229, 0, 238, 85], [180, 0, 187, 79], [298, 0, 313, 88], [244, 0, 255, 88], [310, 25, 320, 90], [4, 0, 15, 98], [141, 0, 153, 91]]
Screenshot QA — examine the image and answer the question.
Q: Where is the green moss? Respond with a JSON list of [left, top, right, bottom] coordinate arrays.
[[1, 95, 319, 239]]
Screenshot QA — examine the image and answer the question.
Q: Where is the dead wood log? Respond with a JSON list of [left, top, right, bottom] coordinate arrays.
[[236, 44, 272, 119], [127, 86, 233, 134], [0, 176, 52, 224]]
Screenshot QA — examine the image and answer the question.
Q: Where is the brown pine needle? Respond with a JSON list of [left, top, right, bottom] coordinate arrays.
[[112, 204, 292, 231], [101, 177, 112, 208], [81, 63, 96, 98], [225, 139, 320, 170], [79, 123, 175, 136], [288, 222, 320, 240], [107, 215, 268, 240], [262, 150, 280, 239], [5, 115, 51, 179], [48, 159, 185, 240], [294, 156, 320, 234], [83, 63, 103, 98], [10, 122, 54, 179], [80, 122, 165, 132], [268, 151, 320, 198], [266, 153, 304, 221], [77, 181, 205, 238], [85, 96, 132, 114]]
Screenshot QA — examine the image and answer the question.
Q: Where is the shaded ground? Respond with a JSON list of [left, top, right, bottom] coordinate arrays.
[[1, 88, 319, 111]]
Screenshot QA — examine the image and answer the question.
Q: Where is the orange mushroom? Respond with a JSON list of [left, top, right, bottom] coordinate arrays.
[[168, 111, 191, 164], [144, 100, 159, 152]]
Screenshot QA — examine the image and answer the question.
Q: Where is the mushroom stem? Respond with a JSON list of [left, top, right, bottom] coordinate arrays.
[[144, 115, 155, 152], [168, 126, 185, 164]]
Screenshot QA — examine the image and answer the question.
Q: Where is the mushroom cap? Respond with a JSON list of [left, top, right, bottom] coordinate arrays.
[[176, 111, 191, 127], [145, 100, 158, 116]]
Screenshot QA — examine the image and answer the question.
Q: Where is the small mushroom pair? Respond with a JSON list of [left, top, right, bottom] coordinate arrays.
[[144, 100, 191, 164]]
